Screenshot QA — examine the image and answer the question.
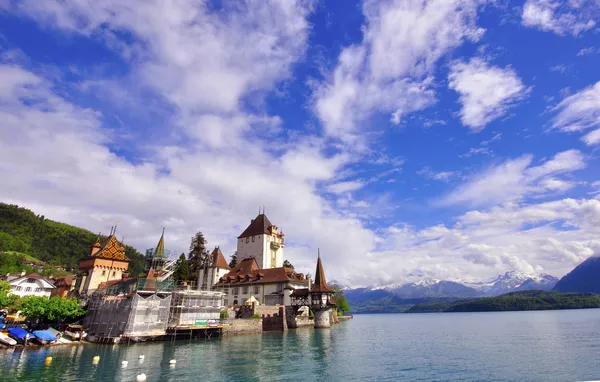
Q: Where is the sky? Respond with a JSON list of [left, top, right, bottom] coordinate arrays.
[[0, 0, 599, 287]]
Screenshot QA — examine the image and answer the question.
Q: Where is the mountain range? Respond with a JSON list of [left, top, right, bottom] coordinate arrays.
[[337, 271, 560, 313], [553, 255, 600, 294]]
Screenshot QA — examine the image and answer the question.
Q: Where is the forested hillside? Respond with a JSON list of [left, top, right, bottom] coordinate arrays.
[[0, 203, 145, 275]]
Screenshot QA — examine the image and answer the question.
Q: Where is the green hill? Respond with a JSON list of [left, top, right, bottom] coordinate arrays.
[[0, 203, 145, 275], [407, 290, 600, 313]]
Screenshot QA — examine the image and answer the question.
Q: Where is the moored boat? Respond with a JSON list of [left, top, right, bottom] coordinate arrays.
[[64, 324, 87, 341], [0, 332, 17, 346], [7, 327, 32, 345], [32, 330, 57, 345]]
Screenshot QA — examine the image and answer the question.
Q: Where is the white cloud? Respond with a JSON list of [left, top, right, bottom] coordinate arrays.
[[459, 147, 492, 158], [440, 149, 586, 207], [326, 181, 366, 195], [551, 80, 600, 143], [417, 167, 459, 182], [522, 0, 598, 36], [583, 127, 600, 145], [314, 0, 486, 141], [481, 132, 503, 146], [448, 57, 529, 131], [577, 47, 598, 56], [549, 64, 567, 73]]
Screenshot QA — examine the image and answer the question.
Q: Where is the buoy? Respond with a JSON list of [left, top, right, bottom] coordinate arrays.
[[45, 356, 53, 365], [92, 355, 100, 365], [169, 359, 176, 365], [121, 360, 128, 367], [136, 373, 147, 381], [138, 355, 145, 359]]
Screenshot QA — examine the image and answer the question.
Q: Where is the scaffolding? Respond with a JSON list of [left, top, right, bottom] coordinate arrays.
[[168, 285, 225, 327]]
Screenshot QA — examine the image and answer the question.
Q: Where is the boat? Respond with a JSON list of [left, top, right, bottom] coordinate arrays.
[[64, 324, 87, 341], [7, 327, 32, 344], [32, 330, 57, 345], [0, 332, 17, 346]]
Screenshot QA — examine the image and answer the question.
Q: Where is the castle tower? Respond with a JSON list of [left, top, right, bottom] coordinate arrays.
[[236, 212, 285, 269], [310, 253, 334, 329], [198, 247, 231, 290], [74, 232, 129, 295], [146, 228, 167, 274]]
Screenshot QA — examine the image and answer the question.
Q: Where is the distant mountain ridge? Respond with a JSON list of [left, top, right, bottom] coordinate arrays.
[[553, 255, 600, 294], [343, 271, 560, 313]]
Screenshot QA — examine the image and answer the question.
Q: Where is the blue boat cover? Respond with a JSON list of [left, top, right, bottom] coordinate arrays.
[[33, 330, 56, 342], [8, 327, 31, 340]]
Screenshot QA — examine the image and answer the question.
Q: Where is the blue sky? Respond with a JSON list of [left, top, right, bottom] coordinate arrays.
[[0, 0, 599, 287]]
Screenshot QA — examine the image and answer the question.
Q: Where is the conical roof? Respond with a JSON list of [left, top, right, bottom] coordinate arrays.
[[211, 247, 231, 269], [310, 255, 333, 293], [153, 228, 165, 258]]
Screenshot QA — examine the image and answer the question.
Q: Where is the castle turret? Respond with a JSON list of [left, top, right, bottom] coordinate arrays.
[[236, 211, 285, 269]]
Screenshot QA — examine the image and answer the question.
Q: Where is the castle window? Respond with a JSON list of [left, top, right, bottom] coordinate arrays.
[[112, 271, 116, 277], [233, 287, 239, 295], [252, 236, 255, 242], [102, 270, 106, 276], [246, 237, 249, 243], [254, 286, 259, 294], [243, 286, 248, 294]]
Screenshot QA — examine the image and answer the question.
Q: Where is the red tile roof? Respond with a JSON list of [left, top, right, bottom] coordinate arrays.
[[215, 258, 308, 287], [238, 214, 273, 238], [211, 247, 231, 270]]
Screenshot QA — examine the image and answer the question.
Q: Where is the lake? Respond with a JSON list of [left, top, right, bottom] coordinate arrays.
[[2, 309, 600, 381]]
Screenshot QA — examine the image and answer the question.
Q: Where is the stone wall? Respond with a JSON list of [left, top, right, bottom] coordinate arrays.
[[222, 318, 263, 335], [262, 307, 287, 332], [296, 315, 314, 327], [313, 308, 331, 328]]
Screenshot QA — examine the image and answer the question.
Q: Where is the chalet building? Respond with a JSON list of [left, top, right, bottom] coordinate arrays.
[[198, 247, 231, 290], [8, 273, 55, 298], [73, 231, 129, 296], [236, 212, 285, 269], [213, 257, 308, 306]]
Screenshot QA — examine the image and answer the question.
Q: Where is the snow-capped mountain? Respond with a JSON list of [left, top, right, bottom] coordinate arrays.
[[463, 271, 558, 296], [345, 271, 559, 299]]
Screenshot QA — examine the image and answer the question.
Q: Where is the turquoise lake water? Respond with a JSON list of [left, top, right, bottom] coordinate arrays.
[[2, 309, 600, 381]]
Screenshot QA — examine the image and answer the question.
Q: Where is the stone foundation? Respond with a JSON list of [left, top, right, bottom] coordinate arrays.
[[313, 308, 331, 328], [222, 318, 263, 335]]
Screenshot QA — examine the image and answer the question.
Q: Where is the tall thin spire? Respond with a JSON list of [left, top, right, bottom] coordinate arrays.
[[154, 228, 165, 258], [310, 252, 333, 293]]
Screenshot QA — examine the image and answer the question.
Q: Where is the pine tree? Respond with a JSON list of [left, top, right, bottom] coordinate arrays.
[[188, 232, 208, 283], [229, 252, 237, 268], [173, 253, 189, 283]]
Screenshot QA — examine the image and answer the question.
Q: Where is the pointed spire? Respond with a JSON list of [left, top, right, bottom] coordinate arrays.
[[153, 228, 165, 258], [310, 251, 333, 293]]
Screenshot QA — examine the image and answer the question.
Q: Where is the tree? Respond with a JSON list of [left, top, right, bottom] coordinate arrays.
[[45, 297, 85, 322], [188, 232, 208, 283], [229, 252, 238, 268], [173, 253, 189, 283], [333, 286, 351, 315], [18, 296, 48, 321], [0, 280, 18, 311], [283, 259, 294, 269]]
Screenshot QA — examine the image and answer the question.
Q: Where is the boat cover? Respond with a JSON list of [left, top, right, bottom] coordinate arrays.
[[8, 327, 31, 340], [47, 327, 61, 337], [33, 330, 57, 342]]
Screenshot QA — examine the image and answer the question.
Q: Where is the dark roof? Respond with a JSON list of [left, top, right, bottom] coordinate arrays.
[[290, 288, 309, 297], [211, 247, 231, 270], [238, 214, 273, 238], [53, 275, 76, 287], [310, 256, 334, 293], [215, 259, 308, 287]]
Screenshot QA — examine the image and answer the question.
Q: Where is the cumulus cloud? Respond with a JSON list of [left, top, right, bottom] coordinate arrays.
[[521, 0, 598, 36], [448, 58, 529, 131], [314, 0, 486, 141]]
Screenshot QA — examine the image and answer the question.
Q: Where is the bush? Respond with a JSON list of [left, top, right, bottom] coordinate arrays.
[[250, 313, 261, 319], [220, 309, 229, 319]]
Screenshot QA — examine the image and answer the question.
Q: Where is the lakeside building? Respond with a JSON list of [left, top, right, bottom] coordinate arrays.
[[210, 212, 309, 305], [51, 275, 76, 298], [73, 229, 130, 296], [6, 272, 55, 298]]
